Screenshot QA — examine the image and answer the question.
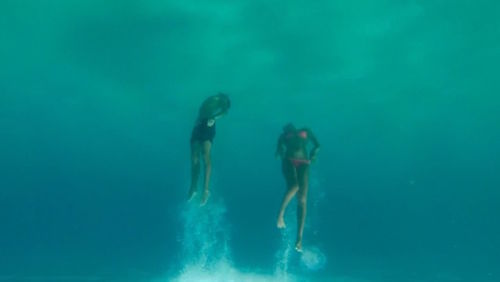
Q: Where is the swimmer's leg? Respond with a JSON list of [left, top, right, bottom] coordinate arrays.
[[277, 160, 298, 228], [200, 141, 212, 206], [188, 142, 201, 201], [295, 164, 310, 252]]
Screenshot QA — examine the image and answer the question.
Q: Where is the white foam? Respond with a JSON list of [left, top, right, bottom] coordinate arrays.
[[157, 198, 298, 281], [300, 246, 327, 271], [167, 261, 299, 282], [157, 181, 330, 282], [178, 198, 231, 270]]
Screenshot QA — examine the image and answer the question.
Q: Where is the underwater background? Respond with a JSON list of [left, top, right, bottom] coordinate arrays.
[[1, 0, 499, 281]]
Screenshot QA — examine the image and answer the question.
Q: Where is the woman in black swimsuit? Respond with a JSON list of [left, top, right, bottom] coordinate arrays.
[[275, 123, 320, 252], [188, 94, 230, 206]]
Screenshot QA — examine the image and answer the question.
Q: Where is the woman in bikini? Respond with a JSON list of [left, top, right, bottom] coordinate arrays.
[[275, 123, 320, 252], [188, 93, 230, 206]]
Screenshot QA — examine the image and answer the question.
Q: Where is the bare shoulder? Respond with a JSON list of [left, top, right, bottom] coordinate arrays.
[[302, 128, 319, 144]]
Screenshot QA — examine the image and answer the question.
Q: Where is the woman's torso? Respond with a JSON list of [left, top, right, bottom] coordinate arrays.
[[283, 130, 309, 159]]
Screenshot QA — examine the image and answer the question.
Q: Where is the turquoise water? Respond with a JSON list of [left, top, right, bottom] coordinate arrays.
[[1, 1, 499, 281]]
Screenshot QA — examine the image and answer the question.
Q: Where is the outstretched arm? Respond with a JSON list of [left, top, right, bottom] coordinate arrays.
[[307, 129, 320, 161]]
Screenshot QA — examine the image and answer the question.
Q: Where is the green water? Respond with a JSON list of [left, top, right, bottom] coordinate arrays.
[[1, 1, 499, 281]]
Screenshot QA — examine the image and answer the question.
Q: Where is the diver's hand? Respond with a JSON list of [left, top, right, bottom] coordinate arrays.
[[310, 155, 317, 163]]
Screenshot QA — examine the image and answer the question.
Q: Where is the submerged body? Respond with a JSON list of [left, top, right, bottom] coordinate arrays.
[[275, 123, 320, 252], [188, 94, 230, 206]]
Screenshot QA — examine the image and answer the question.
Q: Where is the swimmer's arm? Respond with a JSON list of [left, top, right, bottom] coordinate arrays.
[[307, 129, 320, 161], [275, 135, 285, 159], [211, 107, 228, 120]]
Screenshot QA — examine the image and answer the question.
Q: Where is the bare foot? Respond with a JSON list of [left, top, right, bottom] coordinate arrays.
[[277, 216, 286, 229], [295, 241, 303, 252], [200, 190, 210, 206], [187, 189, 197, 202]]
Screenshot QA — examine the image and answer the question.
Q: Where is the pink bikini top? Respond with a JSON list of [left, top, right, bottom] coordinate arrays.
[[286, 130, 308, 140]]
